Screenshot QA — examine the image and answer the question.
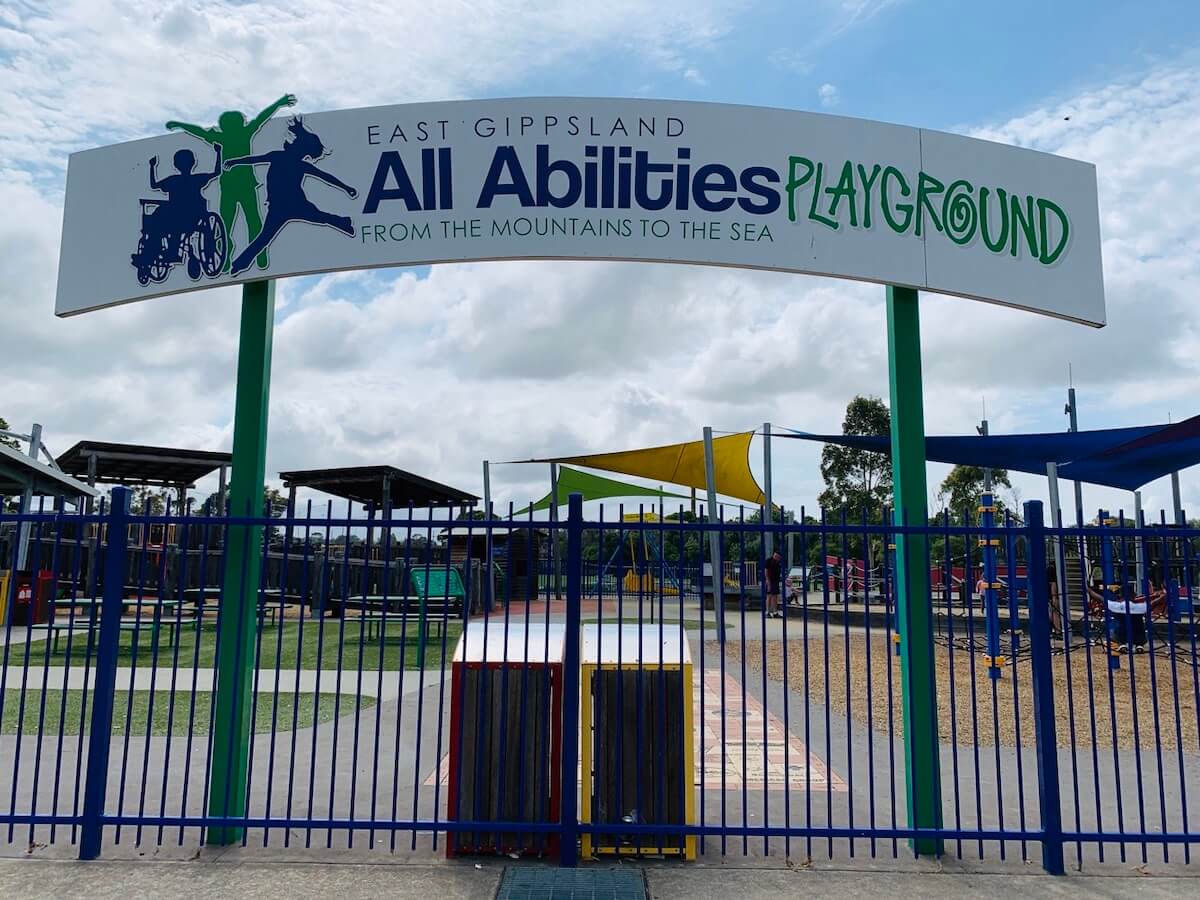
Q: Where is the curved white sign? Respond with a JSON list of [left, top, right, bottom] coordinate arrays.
[[56, 97, 1105, 325]]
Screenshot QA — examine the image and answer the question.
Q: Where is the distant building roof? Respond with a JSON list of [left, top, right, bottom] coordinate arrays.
[[279, 465, 478, 509], [56, 440, 231, 488], [0, 441, 99, 501]]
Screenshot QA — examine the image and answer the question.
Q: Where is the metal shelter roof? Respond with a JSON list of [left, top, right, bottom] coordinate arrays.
[[0, 441, 99, 500], [56, 441, 231, 488], [279, 466, 478, 509]]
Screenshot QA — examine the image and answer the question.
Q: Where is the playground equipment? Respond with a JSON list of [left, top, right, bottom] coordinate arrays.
[[592, 513, 682, 598]]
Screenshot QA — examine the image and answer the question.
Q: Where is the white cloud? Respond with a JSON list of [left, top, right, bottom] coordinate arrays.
[[769, 0, 905, 76], [1, 4, 1199, 524], [818, 82, 840, 107], [0, 0, 741, 181]]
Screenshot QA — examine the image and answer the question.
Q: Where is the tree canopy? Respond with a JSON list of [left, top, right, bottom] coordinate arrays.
[[936, 465, 1013, 522], [818, 395, 892, 519], [0, 416, 19, 451]]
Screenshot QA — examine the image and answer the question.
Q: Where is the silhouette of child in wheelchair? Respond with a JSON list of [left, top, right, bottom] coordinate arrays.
[[131, 146, 229, 284]]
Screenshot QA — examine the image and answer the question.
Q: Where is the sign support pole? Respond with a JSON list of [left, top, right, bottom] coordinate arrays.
[[885, 285, 942, 856], [208, 279, 275, 845]]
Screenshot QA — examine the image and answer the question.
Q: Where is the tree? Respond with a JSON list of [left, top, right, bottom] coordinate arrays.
[[0, 416, 18, 450], [936, 465, 1013, 523], [130, 486, 170, 514], [202, 484, 288, 515], [818, 396, 892, 520]]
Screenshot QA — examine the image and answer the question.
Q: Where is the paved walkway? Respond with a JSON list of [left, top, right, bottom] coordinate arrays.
[[0, 856, 1195, 899]]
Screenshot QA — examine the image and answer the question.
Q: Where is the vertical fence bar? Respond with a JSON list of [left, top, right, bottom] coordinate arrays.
[[559, 493, 583, 867], [1024, 500, 1064, 875], [79, 486, 131, 860]]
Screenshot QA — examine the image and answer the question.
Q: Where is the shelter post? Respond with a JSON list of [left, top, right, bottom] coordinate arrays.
[[85, 451, 98, 591], [16, 422, 41, 571], [763, 422, 773, 558], [208, 279, 275, 845], [885, 285, 943, 856], [703, 426, 723, 639], [1171, 471, 1183, 525], [217, 465, 228, 516]]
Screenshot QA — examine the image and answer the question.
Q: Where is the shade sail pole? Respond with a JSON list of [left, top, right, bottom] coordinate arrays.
[[763, 422, 774, 558], [1066, 386, 1084, 525], [703, 426, 723, 641], [483, 460, 493, 609], [550, 462, 561, 600], [1046, 462, 1068, 646], [886, 284, 942, 857], [1172, 471, 1184, 526]]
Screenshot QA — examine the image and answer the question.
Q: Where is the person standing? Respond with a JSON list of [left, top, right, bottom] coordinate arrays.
[[765, 549, 783, 619]]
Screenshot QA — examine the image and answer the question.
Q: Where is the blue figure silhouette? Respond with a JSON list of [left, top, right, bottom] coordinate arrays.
[[224, 118, 357, 275], [131, 145, 228, 284]]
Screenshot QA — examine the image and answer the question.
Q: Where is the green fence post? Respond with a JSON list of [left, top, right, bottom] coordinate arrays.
[[886, 284, 943, 856], [208, 279, 275, 845]]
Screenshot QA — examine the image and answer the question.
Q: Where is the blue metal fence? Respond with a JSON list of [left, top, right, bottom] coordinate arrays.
[[0, 490, 1197, 869]]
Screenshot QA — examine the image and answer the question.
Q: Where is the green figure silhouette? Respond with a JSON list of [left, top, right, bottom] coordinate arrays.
[[166, 94, 297, 271]]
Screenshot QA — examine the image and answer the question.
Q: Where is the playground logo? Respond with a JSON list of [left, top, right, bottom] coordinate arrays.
[[130, 94, 358, 285]]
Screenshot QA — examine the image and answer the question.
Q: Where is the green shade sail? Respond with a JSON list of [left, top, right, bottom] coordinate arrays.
[[515, 466, 689, 515]]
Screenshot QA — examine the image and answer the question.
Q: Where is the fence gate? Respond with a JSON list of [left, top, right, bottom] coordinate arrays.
[[1, 491, 1198, 869]]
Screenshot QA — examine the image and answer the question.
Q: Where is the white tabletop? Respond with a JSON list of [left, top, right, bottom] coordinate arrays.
[[581, 623, 691, 667], [453, 621, 566, 664]]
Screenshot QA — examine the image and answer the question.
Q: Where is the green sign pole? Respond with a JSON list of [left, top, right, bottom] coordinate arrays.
[[208, 279, 275, 845], [885, 284, 943, 857]]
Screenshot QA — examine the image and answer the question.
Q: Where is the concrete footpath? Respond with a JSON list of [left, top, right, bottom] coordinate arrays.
[[0, 856, 1196, 899]]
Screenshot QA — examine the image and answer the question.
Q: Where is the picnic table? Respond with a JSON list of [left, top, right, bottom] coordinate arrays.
[[34, 595, 190, 652], [181, 587, 295, 624]]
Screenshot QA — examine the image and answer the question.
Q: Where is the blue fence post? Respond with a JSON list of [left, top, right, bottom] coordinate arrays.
[[79, 486, 131, 860], [1023, 500, 1064, 875], [559, 492, 584, 867]]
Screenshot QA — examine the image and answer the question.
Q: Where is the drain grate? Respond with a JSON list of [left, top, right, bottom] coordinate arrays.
[[495, 867, 647, 900]]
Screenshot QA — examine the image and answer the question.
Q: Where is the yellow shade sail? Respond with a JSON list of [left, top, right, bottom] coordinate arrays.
[[514, 432, 764, 505]]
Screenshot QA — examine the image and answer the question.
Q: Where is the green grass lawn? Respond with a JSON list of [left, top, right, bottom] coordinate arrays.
[[1, 689, 374, 737], [35, 618, 462, 672]]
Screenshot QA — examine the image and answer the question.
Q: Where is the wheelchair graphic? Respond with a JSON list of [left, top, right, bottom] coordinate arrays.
[[131, 199, 228, 285]]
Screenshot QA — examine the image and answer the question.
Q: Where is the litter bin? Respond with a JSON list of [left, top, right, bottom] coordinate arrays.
[[8, 570, 54, 627], [446, 621, 565, 857], [581, 623, 695, 860]]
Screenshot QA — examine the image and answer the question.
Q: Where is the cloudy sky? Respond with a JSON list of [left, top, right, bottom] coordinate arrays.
[[2, 0, 1198, 520]]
